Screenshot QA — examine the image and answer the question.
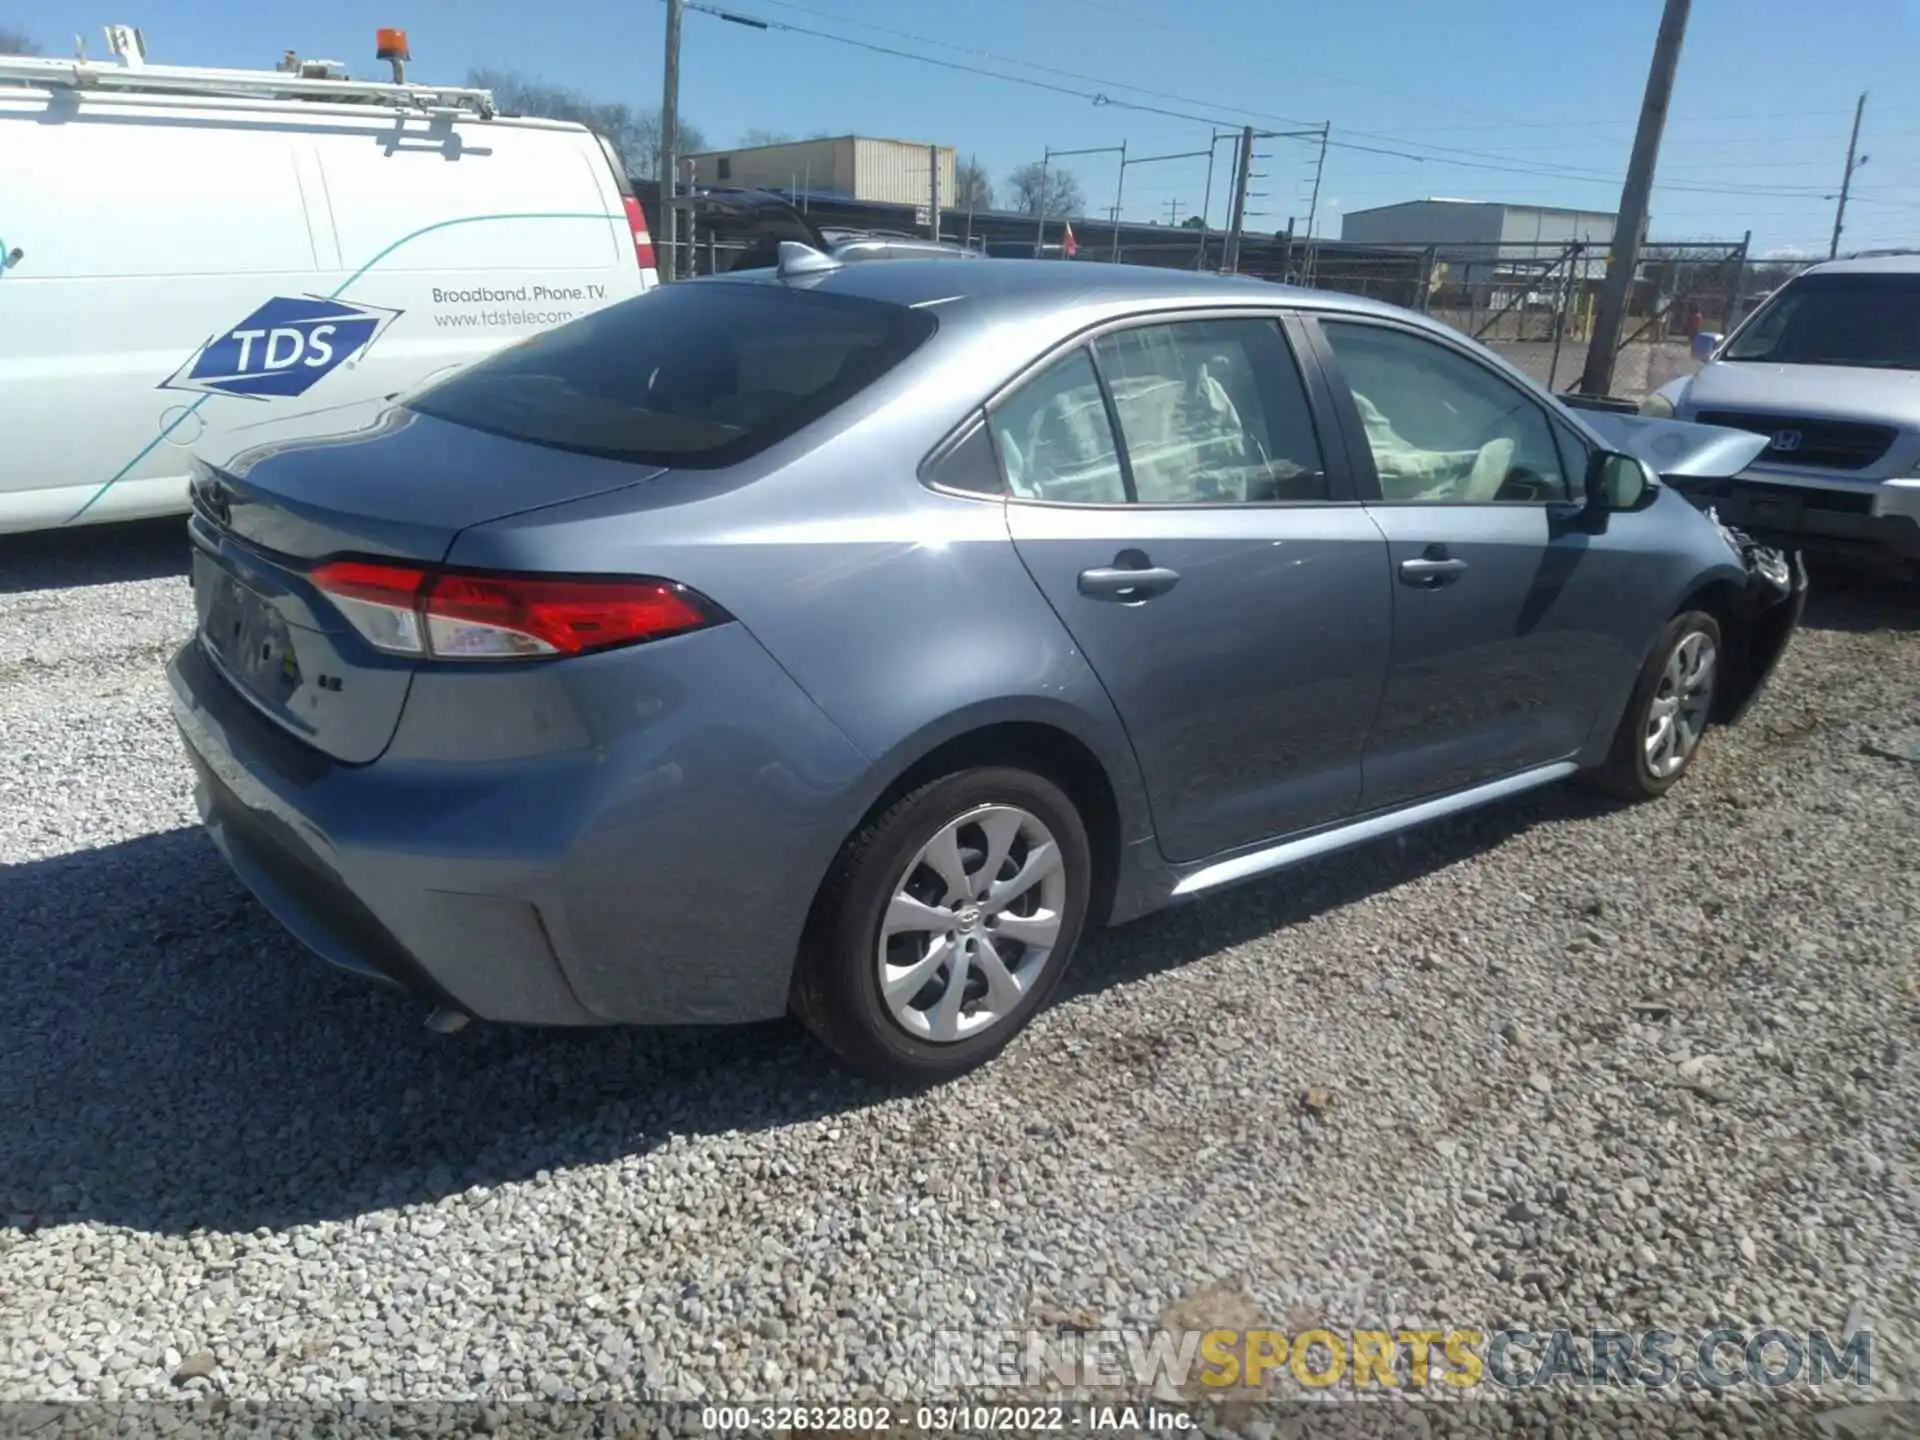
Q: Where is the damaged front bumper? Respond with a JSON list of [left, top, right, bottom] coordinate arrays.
[[1706, 508, 1810, 726]]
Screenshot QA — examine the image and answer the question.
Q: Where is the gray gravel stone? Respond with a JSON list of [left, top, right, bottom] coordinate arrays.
[[1, 525, 1917, 1410]]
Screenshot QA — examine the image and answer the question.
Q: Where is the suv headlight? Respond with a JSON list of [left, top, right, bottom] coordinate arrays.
[[1639, 392, 1676, 419]]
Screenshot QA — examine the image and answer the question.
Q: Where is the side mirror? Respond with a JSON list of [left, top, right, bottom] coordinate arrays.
[[1690, 331, 1723, 363], [1579, 451, 1654, 534]]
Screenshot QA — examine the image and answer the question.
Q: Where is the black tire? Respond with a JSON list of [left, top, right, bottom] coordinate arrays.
[[1582, 609, 1723, 802], [793, 766, 1092, 1084]]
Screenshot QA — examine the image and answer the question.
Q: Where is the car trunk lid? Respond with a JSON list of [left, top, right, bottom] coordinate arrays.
[[196, 399, 666, 561], [189, 400, 665, 763]]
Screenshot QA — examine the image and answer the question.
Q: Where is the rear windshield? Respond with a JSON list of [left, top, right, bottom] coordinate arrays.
[[1724, 272, 1920, 370], [406, 282, 936, 466]]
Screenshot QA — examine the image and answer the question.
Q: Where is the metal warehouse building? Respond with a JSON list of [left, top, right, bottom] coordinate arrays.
[[1339, 198, 1620, 284], [685, 136, 957, 210]]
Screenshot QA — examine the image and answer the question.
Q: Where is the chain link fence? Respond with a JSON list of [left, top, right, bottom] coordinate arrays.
[[645, 185, 1827, 402], [1296, 240, 1753, 396]]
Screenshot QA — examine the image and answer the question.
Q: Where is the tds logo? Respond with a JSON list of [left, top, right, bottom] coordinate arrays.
[[161, 296, 402, 400]]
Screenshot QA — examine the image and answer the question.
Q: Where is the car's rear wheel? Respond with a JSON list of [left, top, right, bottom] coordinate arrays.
[[793, 766, 1091, 1083], [1584, 610, 1722, 801]]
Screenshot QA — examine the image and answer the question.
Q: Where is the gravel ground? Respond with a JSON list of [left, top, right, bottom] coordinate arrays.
[[1, 521, 1917, 1432]]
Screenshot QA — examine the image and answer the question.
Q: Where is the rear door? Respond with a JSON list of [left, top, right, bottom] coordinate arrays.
[[0, 101, 319, 525], [997, 313, 1392, 863], [1304, 314, 1657, 810], [308, 117, 638, 405]]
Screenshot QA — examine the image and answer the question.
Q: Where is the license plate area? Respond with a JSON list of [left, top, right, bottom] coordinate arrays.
[[1744, 493, 1806, 530], [197, 555, 303, 708]]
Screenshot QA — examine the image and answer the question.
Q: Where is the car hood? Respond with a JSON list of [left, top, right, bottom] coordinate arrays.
[[1683, 360, 1920, 426], [1579, 412, 1770, 480]]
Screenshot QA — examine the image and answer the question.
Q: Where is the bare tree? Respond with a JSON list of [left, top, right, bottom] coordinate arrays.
[[1007, 161, 1082, 218], [467, 68, 707, 179], [0, 23, 40, 54], [953, 156, 993, 211], [738, 128, 793, 147]]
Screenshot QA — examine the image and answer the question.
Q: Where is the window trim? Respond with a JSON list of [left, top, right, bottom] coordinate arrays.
[[922, 305, 1353, 510], [1084, 344, 1141, 504], [1304, 313, 1586, 509], [917, 408, 1005, 501]]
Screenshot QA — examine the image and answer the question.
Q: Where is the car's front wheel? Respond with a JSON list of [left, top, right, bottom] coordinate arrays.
[[1584, 609, 1722, 801], [794, 766, 1091, 1083]]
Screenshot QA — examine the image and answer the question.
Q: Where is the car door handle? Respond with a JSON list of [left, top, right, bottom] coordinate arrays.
[[1398, 556, 1469, 587], [1078, 565, 1181, 600]]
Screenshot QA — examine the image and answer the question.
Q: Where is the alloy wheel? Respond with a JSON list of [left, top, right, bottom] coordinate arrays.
[[876, 804, 1067, 1043], [1645, 630, 1716, 779]]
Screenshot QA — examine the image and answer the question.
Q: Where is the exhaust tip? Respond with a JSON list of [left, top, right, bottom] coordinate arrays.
[[424, 1006, 471, 1034]]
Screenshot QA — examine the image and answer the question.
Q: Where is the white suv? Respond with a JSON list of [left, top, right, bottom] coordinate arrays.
[[1643, 254, 1920, 568]]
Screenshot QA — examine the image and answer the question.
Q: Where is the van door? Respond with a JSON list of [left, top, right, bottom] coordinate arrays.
[[0, 101, 319, 530], [306, 118, 642, 412]]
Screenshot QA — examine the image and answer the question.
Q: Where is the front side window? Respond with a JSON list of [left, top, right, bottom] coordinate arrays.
[[987, 350, 1128, 504], [1321, 321, 1571, 503], [1091, 319, 1327, 503], [407, 282, 934, 468], [1723, 272, 1920, 370]]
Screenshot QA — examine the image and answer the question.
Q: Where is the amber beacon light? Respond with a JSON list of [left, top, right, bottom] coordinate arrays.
[[375, 28, 410, 82]]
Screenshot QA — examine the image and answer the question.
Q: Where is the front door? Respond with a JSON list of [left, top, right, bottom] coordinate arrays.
[[1307, 315, 1649, 811], [995, 315, 1392, 863]]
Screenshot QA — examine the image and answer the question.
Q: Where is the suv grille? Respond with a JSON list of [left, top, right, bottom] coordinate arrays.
[[1694, 410, 1896, 471]]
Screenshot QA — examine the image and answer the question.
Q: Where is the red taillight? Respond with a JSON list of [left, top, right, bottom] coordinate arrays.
[[622, 196, 658, 272], [310, 560, 720, 661]]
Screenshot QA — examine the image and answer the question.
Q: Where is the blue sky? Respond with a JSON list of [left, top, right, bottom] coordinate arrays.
[[20, 0, 1920, 254]]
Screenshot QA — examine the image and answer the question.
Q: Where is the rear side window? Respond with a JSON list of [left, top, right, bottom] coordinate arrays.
[[988, 350, 1127, 504], [407, 281, 935, 466], [1092, 319, 1328, 502]]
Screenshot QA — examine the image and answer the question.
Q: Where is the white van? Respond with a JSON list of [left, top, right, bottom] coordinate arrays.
[[0, 28, 657, 534]]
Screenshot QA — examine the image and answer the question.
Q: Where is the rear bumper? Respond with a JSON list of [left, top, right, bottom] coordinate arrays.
[[1670, 474, 1920, 561], [168, 626, 870, 1026]]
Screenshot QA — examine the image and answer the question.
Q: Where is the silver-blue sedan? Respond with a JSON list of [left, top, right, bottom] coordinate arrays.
[[168, 250, 1805, 1081]]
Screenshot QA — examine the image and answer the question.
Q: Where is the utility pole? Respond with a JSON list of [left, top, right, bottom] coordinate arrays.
[[928, 144, 941, 243], [1301, 123, 1329, 287], [1578, 0, 1691, 397], [1195, 130, 1227, 271], [659, 0, 683, 281], [1223, 124, 1254, 274], [1829, 92, 1868, 260], [1034, 148, 1051, 257], [1164, 197, 1182, 226]]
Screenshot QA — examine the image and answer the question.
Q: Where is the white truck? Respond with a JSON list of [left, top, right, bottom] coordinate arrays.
[[0, 24, 657, 533]]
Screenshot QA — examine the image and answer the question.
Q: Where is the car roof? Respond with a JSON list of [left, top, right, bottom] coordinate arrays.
[[713, 257, 1406, 329], [1807, 252, 1920, 276]]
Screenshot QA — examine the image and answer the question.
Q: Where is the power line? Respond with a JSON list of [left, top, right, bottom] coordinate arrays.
[[1320, 136, 1839, 198], [740, 0, 1314, 126], [677, 0, 1867, 205], [1020, 0, 1903, 140]]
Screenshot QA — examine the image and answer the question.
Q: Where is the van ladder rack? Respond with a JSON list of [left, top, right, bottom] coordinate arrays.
[[0, 54, 495, 118]]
